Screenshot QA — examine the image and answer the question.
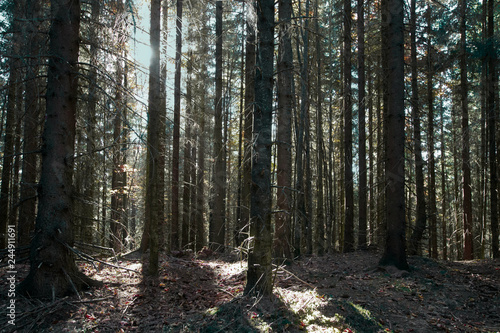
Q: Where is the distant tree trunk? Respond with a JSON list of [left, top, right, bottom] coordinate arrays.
[[171, 0, 183, 251], [18, 0, 43, 246], [245, 0, 274, 297], [357, 0, 367, 250], [111, 62, 127, 252], [144, 0, 163, 275], [237, 1, 255, 247], [195, 10, 210, 252], [378, 0, 409, 270], [182, 54, 192, 250], [295, 0, 311, 256], [440, 93, 448, 260], [18, 0, 98, 297], [210, 0, 226, 251], [0, 0, 21, 248], [460, 0, 473, 260], [343, 0, 354, 253], [426, 6, 438, 259], [274, 0, 293, 261], [408, 0, 426, 256], [315, 0, 325, 256], [487, 0, 498, 259]]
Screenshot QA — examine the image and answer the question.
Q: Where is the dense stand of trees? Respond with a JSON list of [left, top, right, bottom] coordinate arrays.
[[0, 0, 498, 297]]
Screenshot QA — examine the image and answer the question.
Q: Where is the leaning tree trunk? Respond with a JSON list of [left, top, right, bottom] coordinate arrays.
[[18, 0, 99, 298]]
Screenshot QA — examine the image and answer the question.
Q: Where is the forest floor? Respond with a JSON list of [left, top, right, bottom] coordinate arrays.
[[1, 248, 499, 332]]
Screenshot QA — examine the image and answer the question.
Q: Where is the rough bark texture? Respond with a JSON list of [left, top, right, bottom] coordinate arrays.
[[18, 0, 99, 298], [274, 0, 293, 261], [357, 0, 367, 250], [210, 0, 226, 251], [378, 0, 409, 270], [145, 0, 163, 275], [171, 0, 183, 251], [460, 0, 473, 260], [487, 0, 498, 259], [343, 0, 354, 253], [238, 2, 255, 247], [408, 0, 426, 256], [245, 0, 274, 297]]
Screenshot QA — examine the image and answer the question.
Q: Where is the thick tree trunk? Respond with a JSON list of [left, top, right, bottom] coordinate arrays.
[[245, 0, 274, 297], [18, 0, 99, 298], [378, 0, 409, 270]]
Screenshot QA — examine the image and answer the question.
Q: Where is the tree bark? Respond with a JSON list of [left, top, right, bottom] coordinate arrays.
[[357, 0, 367, 250], [378, 0, 409, 270], [245, 0, 274, 297], [487, 0, 498, 259], [171, 0, 183, 251], [274, 0, 293, 261], [210, 0, 226, 251], [460, 0, 473, 260], [18, 0, 99, 297], [343, 0, 354, 253]]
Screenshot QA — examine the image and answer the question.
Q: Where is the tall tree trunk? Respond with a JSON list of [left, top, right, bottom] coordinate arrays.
[[315, 0, 325, 256], [0, 0, 22, 248], [18, 0, 98, 297], [487, 0, 498, 259], [378, 0, 409, 270], [144, 0, 163, 275], [210, 0, 226, 251], [357, 0, 367, 250], [426, 6, 438, 259], [408, 0, 426, 256], [460, 0, 473, 260], [440, 93, 448, 260], [171, 0, 183, 251], [16, 0, 41, 246], [343, 0, 354, 253], [237, 1, 256, 248], [274, 0, 293, 261], [245, 0, 274, 297]]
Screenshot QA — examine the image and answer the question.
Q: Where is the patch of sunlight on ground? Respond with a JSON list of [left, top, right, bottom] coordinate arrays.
[[204, 260, 247, 279], [275, 287, 344, 332]]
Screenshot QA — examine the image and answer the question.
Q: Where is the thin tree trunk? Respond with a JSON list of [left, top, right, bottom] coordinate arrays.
[[357, 0, 367, 250], [426, 6, 438, 259], [460, 0, 473, 260], [210, 0, 225, 251], [171, 0, 183, 251], [274, 0, 293, 261], [487, 0, 498, 259], [343, 0, 354, 253]]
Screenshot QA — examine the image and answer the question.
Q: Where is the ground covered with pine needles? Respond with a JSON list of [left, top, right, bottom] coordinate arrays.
[[1, 249, 499, 332]]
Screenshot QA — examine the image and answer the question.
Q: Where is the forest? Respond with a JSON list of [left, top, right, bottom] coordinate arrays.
[[0, 0, 499, 331]]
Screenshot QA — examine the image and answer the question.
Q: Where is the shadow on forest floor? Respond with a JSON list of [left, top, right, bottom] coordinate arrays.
[[1, 249, 499, 332]]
